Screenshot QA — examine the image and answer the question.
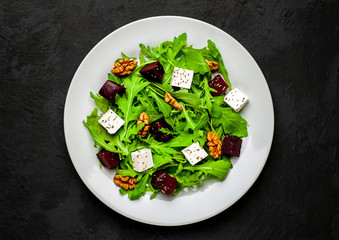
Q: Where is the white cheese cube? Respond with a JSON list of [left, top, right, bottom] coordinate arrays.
[[98, 109, 124, 134], [131, 148, 154, 172], [224, 88, 249, 112], [171, 67, 194, 89], [182, 142, 208, 165]]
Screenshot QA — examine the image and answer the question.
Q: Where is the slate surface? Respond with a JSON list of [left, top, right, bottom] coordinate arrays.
[[0, 0, 338, 239]]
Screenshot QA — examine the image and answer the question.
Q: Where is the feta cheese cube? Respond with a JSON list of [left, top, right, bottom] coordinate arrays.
[[131, 148, 154, 172], [98, 109, 124, 134], [182, 142, 208, 165], [224, 88, 249, 112], [171, 67, 194, 89]]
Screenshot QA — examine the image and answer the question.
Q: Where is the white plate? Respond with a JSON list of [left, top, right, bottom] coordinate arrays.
[[64, 16, 274, 226]]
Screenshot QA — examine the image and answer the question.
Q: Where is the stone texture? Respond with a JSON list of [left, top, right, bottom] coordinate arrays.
[[0, 0, 338, 239]]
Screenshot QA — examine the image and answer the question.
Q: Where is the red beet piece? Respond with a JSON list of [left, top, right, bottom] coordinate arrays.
[[221, 135, 242, 157], [150, 118, 172, 142], [208, 75, 228, 96], [96, 149, 121, 168], [151, 171, 178, 195], [139, 61, 165, 83], [99, 80, 126, 103]]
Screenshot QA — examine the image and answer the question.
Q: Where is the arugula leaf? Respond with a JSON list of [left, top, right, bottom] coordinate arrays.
[[139, 44, 157, 59], [123, 122, 145, 143], [166, 132, 195, 147], [121, 52, 136, 60], [117, 156, 139, 177], [179, 103, 209, 132], [83, 108, 128, 155], [216, 125, 224, 139], [115, 76, 149, 138], [194, 130, 207, 146], [90, 92, 111, 113], [183, 160, 232, 180], [176, 171, 204, 186], [158, 127, 178, 135], [171, 32, 187, 59], [139, 52, 146, 65], [207, 40, 231, 89], [106, 132, 129, 155], [149, 82, 172, 93], [152, 41, 172, 59], [212, 107, 248, 138], [141, 138, 178, 156], [171, 90, 202, 108], [129, 174, 149, 200], [108, 73, 122, 84], [152, 153, 173, 170], [182, 46, 210, 75], [148, 88, 172, 118], [202, 75, 213, 115], [173, 170, 206, 196]]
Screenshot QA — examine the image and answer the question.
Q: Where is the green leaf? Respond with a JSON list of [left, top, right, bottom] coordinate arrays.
[[179, 103, 209, 132], [212, 107, 248, 138], [149, 82, 172, 93], [121, 52, 136, 60], [194, 130, 207, 146], [139, 52, 146, 65], [108, 73, 122, 84], [202, 76, 213, 115], [207, 40, 231, 89], [139, 44, 157, 59], [182, 46, 211, 75], [141, 138, 178, 156], [123, 122, 145, 143], [90, 92, 111, 113], [117, 156, 139, 177], [152, 153, 173, 170], [83, 108, 128, 155], [166, 132, 195, 147], [183, 160, 232, 180], [148, 88, 172, 118], [171, 90, 202, 108], [129, 174, 149, 200], [158, 127, 178, 135], [171, 32, 187, 59], [115, 76, 149, 138], [138, 90, 160, 115]]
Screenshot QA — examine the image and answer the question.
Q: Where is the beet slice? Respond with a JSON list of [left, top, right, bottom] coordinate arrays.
[[96, 149, 121, 168], [99, 80, 126, 103], [208, 75, 229, 96], [150, 118, 173, 142], [221, 135, 242, 157], [151, 171, 178, 195], [139, 61, 165, 83]]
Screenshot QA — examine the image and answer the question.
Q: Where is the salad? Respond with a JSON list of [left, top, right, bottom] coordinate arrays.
[[83, 33, 249, 200]]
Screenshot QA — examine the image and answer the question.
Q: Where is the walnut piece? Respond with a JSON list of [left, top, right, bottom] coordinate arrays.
[[137, 112, 150, 138], [112, 58, 138, 76], [207, 131, 222, 159], [114, 174, 138, 190], [165, 92, 183, 111], [206, 60, 219, 71]]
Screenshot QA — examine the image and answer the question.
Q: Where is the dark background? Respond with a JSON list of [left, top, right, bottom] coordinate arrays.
[[1, 0, 338, 239]]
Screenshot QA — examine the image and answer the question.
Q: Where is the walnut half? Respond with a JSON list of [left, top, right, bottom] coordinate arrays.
[[137, 112, 150, 138], [165, 92, 183, 111], [207, 131, 222, 159], [206, 60, 219, 71], [112, 58, 138, 76], [114, 174, 138, 190]]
